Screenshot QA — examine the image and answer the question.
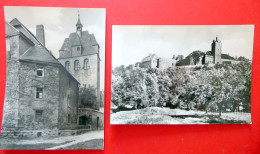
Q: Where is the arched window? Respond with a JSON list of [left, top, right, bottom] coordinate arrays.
[[74, 60, 80, 70], [83, 58, 89, 70], [65, 61, 70, 70]]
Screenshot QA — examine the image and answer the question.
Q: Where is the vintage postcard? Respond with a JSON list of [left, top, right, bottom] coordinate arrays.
[[0, 6, 105, 149], [111, 25, 254, 124]]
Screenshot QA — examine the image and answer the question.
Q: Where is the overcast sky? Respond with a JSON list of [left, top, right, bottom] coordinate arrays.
[[112, 25, 254, 67], [4, 6, 106, 90]]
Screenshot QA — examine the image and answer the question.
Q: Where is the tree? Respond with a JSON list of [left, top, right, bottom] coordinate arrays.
[[79, 86, 98, 110]]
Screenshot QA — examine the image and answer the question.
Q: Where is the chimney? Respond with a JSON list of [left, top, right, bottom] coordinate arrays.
[[36, 25, 45, 46]]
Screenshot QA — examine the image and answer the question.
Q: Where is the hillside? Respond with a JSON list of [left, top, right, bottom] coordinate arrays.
[[111, 62, 252, 116]]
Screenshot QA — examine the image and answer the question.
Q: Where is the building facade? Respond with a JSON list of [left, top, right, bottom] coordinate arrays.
[[2, 18, 80, 138], [58, 15, 101, 106]]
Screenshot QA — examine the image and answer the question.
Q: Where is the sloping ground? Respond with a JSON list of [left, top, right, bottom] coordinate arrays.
[[0, 130, 104, 150], [110, 107, 251, 124]]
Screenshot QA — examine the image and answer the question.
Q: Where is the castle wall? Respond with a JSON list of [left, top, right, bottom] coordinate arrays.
[[78, 108, 104, 130], [222, 59, 241, 64], [2, 36, 20, 130], [158, 57, 175, 69], [202, 55, 214, 64], [58, 67, 79, 130], [17, 62, 60, 131], [141, 59, 157, 68], [141, 61, 152, 68]]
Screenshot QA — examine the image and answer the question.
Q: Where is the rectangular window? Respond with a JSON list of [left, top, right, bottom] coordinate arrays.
[[37, 66, 44, 77], [35, 110, 43, 122], [36, 88, 43, 99]]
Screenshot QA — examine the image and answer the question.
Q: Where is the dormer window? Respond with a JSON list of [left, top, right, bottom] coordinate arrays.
[[77, 46, 81, 51], [37, 66, 44, 77]]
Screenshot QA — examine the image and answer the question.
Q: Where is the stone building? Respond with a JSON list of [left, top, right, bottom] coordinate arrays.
[[201, 37, 240, 65], [58, 14, 101, 107], [157, 57, 176, 69], [1, 18, 80, 138], [137, 54, 176, 69], [202, 55, 214, 64], [140, 54, 158, 68]]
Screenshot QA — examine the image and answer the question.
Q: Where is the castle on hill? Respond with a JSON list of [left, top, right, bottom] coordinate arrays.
[[135, 37, 242, 69]]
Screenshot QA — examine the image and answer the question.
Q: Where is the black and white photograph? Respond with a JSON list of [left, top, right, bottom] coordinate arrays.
[[111, 25, 254, 124], [0, 6, 105, 149]]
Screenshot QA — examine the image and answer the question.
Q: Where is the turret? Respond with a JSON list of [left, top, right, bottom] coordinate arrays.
[[76, 11, 83, 37]]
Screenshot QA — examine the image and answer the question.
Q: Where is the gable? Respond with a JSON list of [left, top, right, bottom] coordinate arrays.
[[59, 31, 99, 59], [20, 45, 60, 64], [5, 21, 19, 36]]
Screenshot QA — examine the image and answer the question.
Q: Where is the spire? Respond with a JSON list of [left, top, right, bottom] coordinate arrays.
[[76, 10, 83, 37], [76, 10, 82, 26]]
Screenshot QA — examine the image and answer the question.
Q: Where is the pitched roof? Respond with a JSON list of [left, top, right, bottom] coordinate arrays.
[[59, 30, 99, 58], [10, 18, 22, 26], [20, 45, 60, 64], [7, 18, 79, 83], [142, 54, 157, 62]]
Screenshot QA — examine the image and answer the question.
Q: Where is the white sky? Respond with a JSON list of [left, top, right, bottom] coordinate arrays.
[[112, 25, 254, 67], [4, 6, 106, 90]]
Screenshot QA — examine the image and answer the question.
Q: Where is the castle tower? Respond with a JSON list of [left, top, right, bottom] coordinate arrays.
[[59, 12, 101, 108], [76, 11, 83, 37], [211, 36, 222, 64]]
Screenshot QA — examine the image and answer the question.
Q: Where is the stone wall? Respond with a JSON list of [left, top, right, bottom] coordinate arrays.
[[78, 108, 104, 130], [1, 34, 20, 130], [0, 129, 59, 139], [58, 67, 79, 130], [141, 58, 158, 69], [18, 62, 60, 130], [222, 59, 241, 64], [202, 55, 214, 64], [158, 57, 175, 69]]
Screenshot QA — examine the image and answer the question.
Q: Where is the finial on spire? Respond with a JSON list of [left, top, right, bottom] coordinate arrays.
[[76, 10, 82, 26]]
